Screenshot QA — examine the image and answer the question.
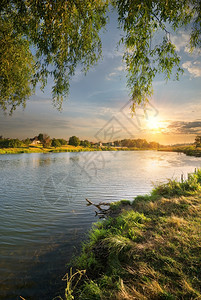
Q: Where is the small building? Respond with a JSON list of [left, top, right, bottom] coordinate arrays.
[[30, 137, 41, 146]]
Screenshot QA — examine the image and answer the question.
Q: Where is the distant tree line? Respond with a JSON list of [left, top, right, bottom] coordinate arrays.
[[1, 135, 200, 150], [0, 134, 92, 148], [1, 134, 183, 150], [68, 136, 92, 147], [114, 139, 160, 149], [0, 137, 24, 148]]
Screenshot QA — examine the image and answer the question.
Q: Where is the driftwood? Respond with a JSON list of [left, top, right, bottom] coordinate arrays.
[[85, 198, 110, 218]]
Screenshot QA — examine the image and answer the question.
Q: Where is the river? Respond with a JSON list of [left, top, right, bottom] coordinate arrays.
[[0, 151, 201, 299]]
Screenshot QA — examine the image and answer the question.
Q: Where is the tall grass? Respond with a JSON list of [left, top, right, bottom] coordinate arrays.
[[68, 170, 201, 299], [151, 170, 201, 197]]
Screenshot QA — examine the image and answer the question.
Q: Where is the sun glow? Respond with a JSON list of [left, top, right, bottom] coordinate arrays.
[[146, 117, 163, 131]]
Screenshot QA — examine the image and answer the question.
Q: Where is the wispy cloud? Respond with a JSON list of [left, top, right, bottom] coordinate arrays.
[[103, 47, 124, 60], [182, 61, 201, 78], [106, 72, 117, 81], [105, 65, 126, 81]]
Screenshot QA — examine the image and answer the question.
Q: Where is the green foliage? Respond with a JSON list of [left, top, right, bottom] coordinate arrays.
[[0, 0, 108, 112], [152, 171, 201, 197], [37, 133, 44, 142], [0, 138, 23, 148], [195, 135, 201, 148], [80, 140, 91, 148], [114, 0, 200, 107], [110, 199, 131, 210], [58, 139, 67, 146], [68, 136, 80, 147], [23, 138, 31, 146], [37, 133, 51, 147], [51, 138, 62, 148], [1, 1, 201, 112], [42, 136, 51, 148], [72, 185, 201, 299], [79, 281, 102, 300], [0, 17, 35, 113], [116, 138, 160, 148]]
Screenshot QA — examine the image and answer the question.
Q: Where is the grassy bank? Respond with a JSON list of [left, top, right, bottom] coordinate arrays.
[[0, 145, 103, 154], [0, 146, 161, 155], [159, 145, 201, 157], [1, 144, 201, 157], [64, 171, 201, 299]]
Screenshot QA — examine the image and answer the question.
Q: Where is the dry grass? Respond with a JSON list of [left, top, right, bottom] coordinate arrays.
[[72, 191, 201, 299]]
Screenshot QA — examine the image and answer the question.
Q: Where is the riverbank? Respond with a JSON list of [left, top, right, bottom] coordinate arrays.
[[0, 145, 101, 154], [1, 143, 201, 158], [159, 145, 201, 157], [0, 146, 163, 155], [1, 144, 201, 158], [66, 171, 201, 299]]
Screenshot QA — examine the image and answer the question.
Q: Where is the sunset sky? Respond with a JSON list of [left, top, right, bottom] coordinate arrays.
[[0, 11, 201, 145]]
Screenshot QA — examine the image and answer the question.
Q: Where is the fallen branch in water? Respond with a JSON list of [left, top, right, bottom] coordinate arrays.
[[85, 198, 110, 218]]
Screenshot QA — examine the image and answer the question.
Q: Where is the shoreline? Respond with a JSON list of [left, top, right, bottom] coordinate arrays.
[[0, 145, 201, 157], [0, 146, 161, 155], [64, 171, 201, 299]]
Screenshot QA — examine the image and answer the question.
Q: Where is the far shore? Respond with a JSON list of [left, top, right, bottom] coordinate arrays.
[[0, 144, 201, 157]]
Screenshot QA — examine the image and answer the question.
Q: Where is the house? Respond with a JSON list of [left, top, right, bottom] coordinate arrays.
[[30, 137, 41, 146]]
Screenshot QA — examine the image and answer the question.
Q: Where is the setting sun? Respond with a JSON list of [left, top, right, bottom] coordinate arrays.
[[146, 116, 162, 131]]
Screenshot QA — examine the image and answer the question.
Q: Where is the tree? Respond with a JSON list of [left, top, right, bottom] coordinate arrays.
[[37, 133, 51, 147], [0, 0, 108, 113], [51, 138, 61, 148], [69, 136, 80, 147], [0, 17, 35, 113], [195, 136, 201, 148], [23, 138, 31, 146], [58, 139, 67, 145], [148, 141, 160, 149], [42, 134, 51, 148], [37, 133, 44, 143], [80, 140, 91, 147], [0, 1, 200, 113], [114, 140, 121, 147], [0, 138, 23, 148]]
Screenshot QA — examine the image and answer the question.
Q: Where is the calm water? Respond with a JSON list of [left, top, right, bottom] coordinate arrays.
[[0, 151, 201, 299]]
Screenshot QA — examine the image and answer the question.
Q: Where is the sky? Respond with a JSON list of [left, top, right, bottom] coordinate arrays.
[[0, 10, 201, 145]]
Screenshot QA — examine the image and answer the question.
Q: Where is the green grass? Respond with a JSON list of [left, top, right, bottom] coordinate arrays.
[[0, 145, 100, 154], [159, 145, 201, 157], [65, 171, 201, 299], [0, 147, 45, 154]]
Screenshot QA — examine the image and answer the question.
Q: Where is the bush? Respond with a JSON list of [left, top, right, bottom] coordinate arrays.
[[51, 138, 61, 147], [69, 136, 80, 147]]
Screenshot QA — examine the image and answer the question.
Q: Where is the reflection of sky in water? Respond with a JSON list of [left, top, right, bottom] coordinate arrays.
[[0, 151, 201, 299]]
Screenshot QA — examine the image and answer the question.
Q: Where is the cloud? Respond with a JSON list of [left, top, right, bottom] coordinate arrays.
[[103, 47, 124, 60], [115, 66, 125, 72], [105, 65, 126, 81], [171, 31, 190, 52], [171, 31, 201, 57], [167, 121, 201, 135], [182, 61, 201, 78], [106, 72, 117, 81]]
